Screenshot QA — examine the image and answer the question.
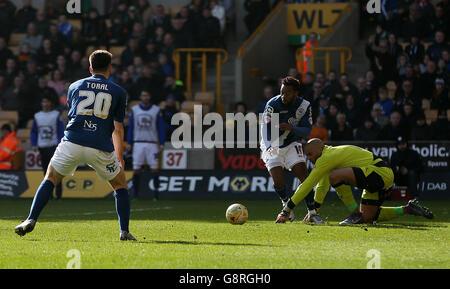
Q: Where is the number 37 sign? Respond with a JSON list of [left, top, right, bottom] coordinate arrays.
[[162, 150, 187, 170]]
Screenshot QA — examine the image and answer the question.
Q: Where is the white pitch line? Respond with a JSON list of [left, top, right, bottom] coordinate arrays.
[[0, 207, 173, 219]]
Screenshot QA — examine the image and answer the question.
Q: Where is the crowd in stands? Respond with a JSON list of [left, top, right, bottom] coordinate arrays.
[[255, 0, 449, 142], [0, 0, 237, 138]]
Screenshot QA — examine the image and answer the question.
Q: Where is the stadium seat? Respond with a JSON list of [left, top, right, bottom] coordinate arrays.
[[11, 150, 24, 170], [423, 42, 432, 51], [424, 109, 438, 125], [16, 128, 31, 143], [128, 100, 140, 109], [184, 91, 192, 100], [194, 91, 215, 106], [399, 42, 409, 51], [86, 46, 108, 57], [0, 110, 19, 125], [9, 33, 26, 46], [181, 101, 202, 113], [386, 81, 396, 99], [9, 46, 19, 56], [170, 6, 183, 17], [421, 99, 430, 110], [26, 119, 34, 129], [68, 19, 82, 31], [110, 46, 127, 57], [0, 120, 15, 132]]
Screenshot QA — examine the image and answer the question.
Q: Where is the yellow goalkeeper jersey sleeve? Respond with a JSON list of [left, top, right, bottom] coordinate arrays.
[[291, 145, 377, 206]]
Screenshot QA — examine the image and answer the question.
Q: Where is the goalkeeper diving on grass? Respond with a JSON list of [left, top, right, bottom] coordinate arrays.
[[275, 138, 434, 224]]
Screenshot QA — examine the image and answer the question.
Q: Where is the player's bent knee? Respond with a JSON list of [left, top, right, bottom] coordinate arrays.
[[109, 169, 127, 190]]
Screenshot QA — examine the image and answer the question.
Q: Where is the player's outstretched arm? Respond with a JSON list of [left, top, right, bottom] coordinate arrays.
[[112, 120, 125, 168]]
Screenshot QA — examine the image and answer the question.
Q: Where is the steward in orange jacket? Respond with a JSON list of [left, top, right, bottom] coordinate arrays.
[[0, 124, 22, 170]]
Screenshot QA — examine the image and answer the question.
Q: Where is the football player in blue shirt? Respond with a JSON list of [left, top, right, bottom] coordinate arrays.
[[261, 76, 323, 223], [15, 50, 136, 241]]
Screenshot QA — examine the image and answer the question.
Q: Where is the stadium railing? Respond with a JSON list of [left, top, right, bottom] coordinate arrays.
[[295, 46, 352, 75], [172, 48, 228, 115]]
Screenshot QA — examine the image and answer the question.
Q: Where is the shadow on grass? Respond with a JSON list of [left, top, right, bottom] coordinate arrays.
[[138, 239, 277, 247], [18, 237, 275, 247], [318, 222, 447, 231]]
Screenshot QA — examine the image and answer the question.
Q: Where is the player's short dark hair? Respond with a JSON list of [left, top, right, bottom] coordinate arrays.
[[89, 50, 112, 73], [282, 76, 301, 92]]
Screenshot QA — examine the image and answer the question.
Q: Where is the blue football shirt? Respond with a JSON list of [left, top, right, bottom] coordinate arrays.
[[64, 74, 127, 152]]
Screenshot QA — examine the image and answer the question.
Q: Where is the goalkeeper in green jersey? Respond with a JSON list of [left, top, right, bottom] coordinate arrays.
[[276, 138, 434, 225]]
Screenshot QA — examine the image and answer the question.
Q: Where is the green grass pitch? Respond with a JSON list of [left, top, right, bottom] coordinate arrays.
[[0, 198, 448, 269]]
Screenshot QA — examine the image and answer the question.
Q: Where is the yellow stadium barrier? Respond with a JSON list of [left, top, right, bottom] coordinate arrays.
[[172, 48, 228, 115], [296, 46, 352, 75]]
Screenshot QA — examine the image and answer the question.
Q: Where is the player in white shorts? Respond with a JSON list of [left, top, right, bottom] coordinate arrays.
[[15, 50, 136, 241], [126, 90, 167, 199], [261, 76, 323, 224]]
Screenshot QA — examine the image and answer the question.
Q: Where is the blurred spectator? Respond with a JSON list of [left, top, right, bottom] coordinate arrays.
[[19, 23, 43, 54], [255, 85, 274, 114], [431, 78, 448, 109], [210, 0, 226, 34], [418, 59, 437, 98], [244, 0, 270, 35], [147, 4, 171, 33], [325, 102, 339, 131], [376, 86, 394, 117], [390, 136, 423, 198], [401, 3, 427, 40], [387, 33, 403, 60], [109, 14, 128, 46], [410, 112, 432, 140], [394, 79, 420, 110], [36, 39, 57, 74], [161, 94, 179, 139], [427, 30, 450, 63], [405, 35, 425, 64], [197, 8, 221, 48], [371, 103, 389, 129], [0, 123, 21, 170], [47, 70, 65, 96], [15, 0, 37, 33], [4, 58, 18, 85], [137, 0, 153, 29], [401, 101, 416, 128], [355, 76, 374, 115], [121, 37, 141, 68], [46, 24, 65, 54], [366, 38, 396, 85], [57, 14, 73, 42], [0, 37, 14, 70], [342, 94, 360, 129], [0, 0, 16, 40], [36, 77, 59, 110], [330, 113, 353, 141], [34, 10, 51, 36], [431, 109, 450, 140], [308, 113, 328, 142], [162, 75, 185, 103], [355, 117, 379, 141], [17, 44, 33, 69], [81, 8, 107, 47], [312, 95, 329, 122], [1, 76, 23, 111], [378, 110, 406, 140]]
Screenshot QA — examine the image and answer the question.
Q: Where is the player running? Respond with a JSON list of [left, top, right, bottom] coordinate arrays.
[[15, 50, 137, 241], [261, 76, 322, 224], [127, 90, 166, 199], [276, 138, 434, 224]]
